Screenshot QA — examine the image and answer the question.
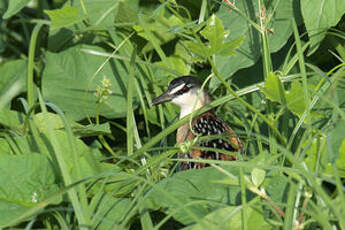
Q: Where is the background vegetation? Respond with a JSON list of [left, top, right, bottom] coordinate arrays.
[[1, 0, 345, 229]]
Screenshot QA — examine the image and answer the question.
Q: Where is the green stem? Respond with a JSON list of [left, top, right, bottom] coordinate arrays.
[[208, 56, 286, 145], [139, 75, 299, 153], [198, 0, 207, 24], [126, 48, 137, 155], [27, 23, 43, 108]]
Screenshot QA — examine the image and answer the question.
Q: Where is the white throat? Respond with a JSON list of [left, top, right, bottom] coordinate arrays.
[[171, 90, 210, 118]]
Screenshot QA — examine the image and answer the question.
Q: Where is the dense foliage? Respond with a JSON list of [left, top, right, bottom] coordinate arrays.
[[1, 0, 345, 229]]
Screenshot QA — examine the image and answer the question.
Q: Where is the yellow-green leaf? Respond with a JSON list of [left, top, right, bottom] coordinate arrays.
[[261, 72, 286, 104], [45, 4, 86, 31], [337, 139, 345, 170], [200, 14, 229, 55], [251, 168, 266, 187], [286, 82, 306, 117]]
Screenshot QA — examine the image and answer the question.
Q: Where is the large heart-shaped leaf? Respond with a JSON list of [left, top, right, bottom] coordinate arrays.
[[0, 60, 27, 109], [0, 154, 59, 227], [301, 0, 345, 55], [143, 167, 244, 225], [214, 0, 301, 85], [42, 44, 137, 121]]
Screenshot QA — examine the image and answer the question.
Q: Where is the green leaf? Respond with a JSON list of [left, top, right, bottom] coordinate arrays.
[[0, 139, 11, 155], [33, 113, 111, 137], [0, 109, 24, 130], [265, 175, 289, 203], [73, 123, 111, 137], [251, 168, 266, 187], [220, 36, 245, 56], [200, 14, 230, 55], [328, 121, 345, 165], [261, 73, 307, 118], [72, 0, 119, 27], [133, 14, 183, 54], [3, 0, 31, 19], [143, 167, 245, 225], [0, 60, 27, 109], [0, 154, 59, 227], [186, 14, 243, 59], [90, 194, 132, 229], [48, 130, 107, 178], [184, 205, 271, 230], [1, 128, 106, 179], [337, 139, 345, 172], [155, 56, 191, 76], [44, 4, 86, 31], [185, 41, 208, 59], [285, 82, 306, 117], [115, 0, 139, 24], [214, 0, 302, 85], [42, 44, 138, 121], [261, 72, 286, 104], [301, 0, 345, 55], [304, 132, 328, 172]]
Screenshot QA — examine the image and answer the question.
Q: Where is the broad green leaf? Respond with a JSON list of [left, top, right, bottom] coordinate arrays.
[[261, 72, 286, 103], [104, 171, 141, 197], [42, 44, 138, 121], [72, 0, 119, 27], [33, 113, 111, 137], [220, 36, 245, 56], [0, 154, 59, 227], [0, 60, 27, 109], [155, 56, 190, 76], [3, 0, 30, 19], [46, 130, 107, 178], [285, 82, 306, 117], [33, 113, 65, 132], [0, 109, 24, 130], [47, 0, 121, 51], [44, 4, 86, 31], [0, 139, 11, 155], [214, 0, 302, 86], [328, 121, 345, 165], [184, 205, 271, 230], [261, 73, 307, 118], [115, 0, 139, 24], [301, 0, 345, 55], [337, 139, 345, 173], [0, 1, 7, 15], [184, 41, 208, 59], [200, 14, 230, 55], [251, 168, 266, 187], [265, 175, 289, 203], [143, 167, 245, 225], [0, 129, 106, 179], [186, 14, 243, 58], [90, 194, 132, 229], [133, 14, 184, 54]]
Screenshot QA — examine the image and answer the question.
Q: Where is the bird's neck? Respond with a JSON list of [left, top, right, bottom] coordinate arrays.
[[179, 92, 212, 118]]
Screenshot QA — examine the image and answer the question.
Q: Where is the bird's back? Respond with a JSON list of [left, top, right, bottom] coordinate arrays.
[[176, 112, 241, 170]]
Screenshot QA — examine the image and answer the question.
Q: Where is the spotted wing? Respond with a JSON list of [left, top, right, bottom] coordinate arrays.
[[179, 112, 241, 170]]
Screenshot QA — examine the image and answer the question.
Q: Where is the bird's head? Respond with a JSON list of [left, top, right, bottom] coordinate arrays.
[[151, 76, 211, 118]]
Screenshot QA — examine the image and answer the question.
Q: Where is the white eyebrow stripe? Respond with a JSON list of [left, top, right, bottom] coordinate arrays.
[[169, 83, 185, 94]]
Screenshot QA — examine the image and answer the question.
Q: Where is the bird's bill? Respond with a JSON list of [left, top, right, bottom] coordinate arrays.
[[151, 91, 172, 106]]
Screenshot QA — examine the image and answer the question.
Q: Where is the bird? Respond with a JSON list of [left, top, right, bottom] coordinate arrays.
[[151, 76, 242, 170]]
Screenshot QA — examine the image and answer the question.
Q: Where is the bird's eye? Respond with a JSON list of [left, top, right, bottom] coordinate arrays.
[[177, 86, 189, 95]]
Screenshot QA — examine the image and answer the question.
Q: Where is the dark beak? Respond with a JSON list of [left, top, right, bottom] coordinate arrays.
[[151, 91, 172, 107]]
